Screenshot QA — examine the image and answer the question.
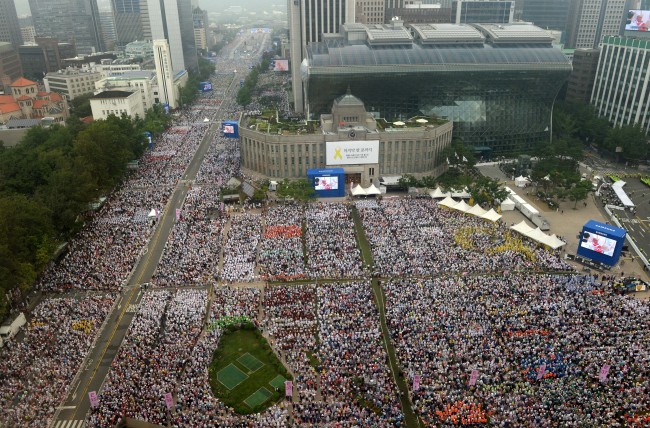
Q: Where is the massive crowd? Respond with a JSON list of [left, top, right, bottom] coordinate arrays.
[[221, 213, 261, 283], [88, 289, 207, 426], [0, 295, 115, 427], [384, 274, 650, 426], [356, 198, 572, 276], [6, 28, 650, 428], [258, 204, 307, 281]]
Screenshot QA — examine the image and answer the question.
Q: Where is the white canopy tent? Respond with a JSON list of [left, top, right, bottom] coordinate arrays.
[[365, 184, 382, 195], [148, 208, 159, 218], [510, 221, 566, 249], [451, 200, 471, 212], [481, 208, 502, 222], [611, 180, 635, 207], [500, 199, 516, 211], [466, 204, 487, 217], [515, 176, 530, 188], [429, 187, 450, 199], [438, 196, 458, 208], [351, 184, 367, 196]]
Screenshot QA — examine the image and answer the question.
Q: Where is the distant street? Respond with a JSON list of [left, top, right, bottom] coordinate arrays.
[[54, 63, 242, 427]]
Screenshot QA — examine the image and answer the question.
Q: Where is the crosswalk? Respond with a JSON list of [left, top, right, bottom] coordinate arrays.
[[53, 420, 86, 428]]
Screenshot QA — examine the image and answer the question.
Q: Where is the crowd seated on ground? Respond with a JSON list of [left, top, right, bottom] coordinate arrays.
[[0, 295, 115, 427], [383, 274, 650, 426], [356, 198, 571, 276], [259, 204, 307, 281]]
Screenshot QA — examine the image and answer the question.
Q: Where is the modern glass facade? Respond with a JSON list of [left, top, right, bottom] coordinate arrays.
[[302, 24, 572, 154]]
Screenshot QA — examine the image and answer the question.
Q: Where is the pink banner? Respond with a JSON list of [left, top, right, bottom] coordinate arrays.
[[469, 369, 479, 386], [164, 392, 174, 410], [599, 364, 611, 382], [88, 391, 99, 408], [536, 364, 547, 380], [175, 208, 181, 221], [413, 374, 421, 391], [285, 380, 293, 397]]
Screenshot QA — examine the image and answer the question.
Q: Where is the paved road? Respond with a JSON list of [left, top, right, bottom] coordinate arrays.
[[54, 72, 241, 426], [606, 178, 650, 268]]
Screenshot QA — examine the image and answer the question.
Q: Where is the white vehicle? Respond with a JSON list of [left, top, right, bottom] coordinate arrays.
[[0, 312, 26, 341]]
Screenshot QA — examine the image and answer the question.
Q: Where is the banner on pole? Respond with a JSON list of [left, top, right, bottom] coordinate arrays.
[[469, 370, 479, 386], [285, 380, 293, 397], [413, 374, 421, 391], [536, 364, 547, 380], [599, 364, 611, 382], [164, 392, 174, 410], [175, 208, 181, 221], [89, 391, 99, 408]]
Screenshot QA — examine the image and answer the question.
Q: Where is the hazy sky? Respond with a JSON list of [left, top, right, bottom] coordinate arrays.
[[14, 0, 286, 16]]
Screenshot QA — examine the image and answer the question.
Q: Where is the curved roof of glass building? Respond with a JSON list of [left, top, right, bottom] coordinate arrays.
[[304, 23, 570, 70]]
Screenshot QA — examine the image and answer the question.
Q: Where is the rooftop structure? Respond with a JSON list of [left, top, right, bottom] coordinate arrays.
[[301, 23, 572, 154]]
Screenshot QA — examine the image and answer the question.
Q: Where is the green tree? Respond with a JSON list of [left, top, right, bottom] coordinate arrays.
[[276, 179, 316, 201], [69, 93, 94, 118], [604, 124, 648, 161], [568, 180, 592, 209]]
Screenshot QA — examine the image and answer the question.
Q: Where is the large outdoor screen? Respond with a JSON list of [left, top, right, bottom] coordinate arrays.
[[580, 232, 617, 257], [315, 176, 339, 190], [626, 10, 650, 31]]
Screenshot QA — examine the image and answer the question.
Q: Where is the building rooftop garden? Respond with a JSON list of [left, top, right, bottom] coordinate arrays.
[[242, 110, 448, 135]]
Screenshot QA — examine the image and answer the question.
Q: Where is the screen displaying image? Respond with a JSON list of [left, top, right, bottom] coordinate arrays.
[[626, 10, 650, 31], [315, 176, 338, 190], [580, 232, 617, 257]]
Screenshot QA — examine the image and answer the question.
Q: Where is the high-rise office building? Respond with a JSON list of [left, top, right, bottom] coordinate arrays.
[[111, 0, 144, 47], [193, 6, 208, 51], [565, 0, 626, 49], [0, 0, 22, 47], [591, 36, 650, 132], [147, 0, 197, 71], [0, 42, 22, 89], [19, 37, 76, 79], [565, 48, 599, 103], [355, 0, 385, 24], [288, 0, 355, 112], [153, 38, 178, 108], [519, 0, 570, 31], [28, 0, 105, 55], [99, 11, 116, 50], [452, 0, 514, 24], [384, 0, 452, 24]]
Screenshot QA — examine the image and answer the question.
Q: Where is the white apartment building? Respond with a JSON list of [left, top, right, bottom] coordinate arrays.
[[153, 39, 179, 109], [43, 68, 103, 100], [90, 90, 145, 120], [95, 70, 156, 110]]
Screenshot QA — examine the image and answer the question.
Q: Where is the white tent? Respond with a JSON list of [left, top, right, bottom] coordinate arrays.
[[481, 208, 502, 222], [511, 220, 534, 235], [451, 200, 471, 212], [500, 199, 516, 211], [147, 208, 159, 218], [611, 180, 635, 207], [548, 234, 567, 249], [466, 204, 487, 217], [515, 176, 529, 188], [351, 184, 367, 196], [451, 187, 471, 199], [365, 184, 382, 195], [438, 196, 458, 208], [429, 187, 450, 199]]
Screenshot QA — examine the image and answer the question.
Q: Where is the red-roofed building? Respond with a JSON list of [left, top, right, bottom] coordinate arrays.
[[0, 77, 68, 124]]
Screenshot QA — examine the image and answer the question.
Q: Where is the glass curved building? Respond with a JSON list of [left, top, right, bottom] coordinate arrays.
[[300, 23, 572, 154]]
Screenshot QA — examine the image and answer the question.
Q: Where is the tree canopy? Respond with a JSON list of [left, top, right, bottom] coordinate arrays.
[[0, 111, 157, 320]]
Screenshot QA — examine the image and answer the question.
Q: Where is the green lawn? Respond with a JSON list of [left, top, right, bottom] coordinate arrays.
[[209, 325, 292, 414]]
